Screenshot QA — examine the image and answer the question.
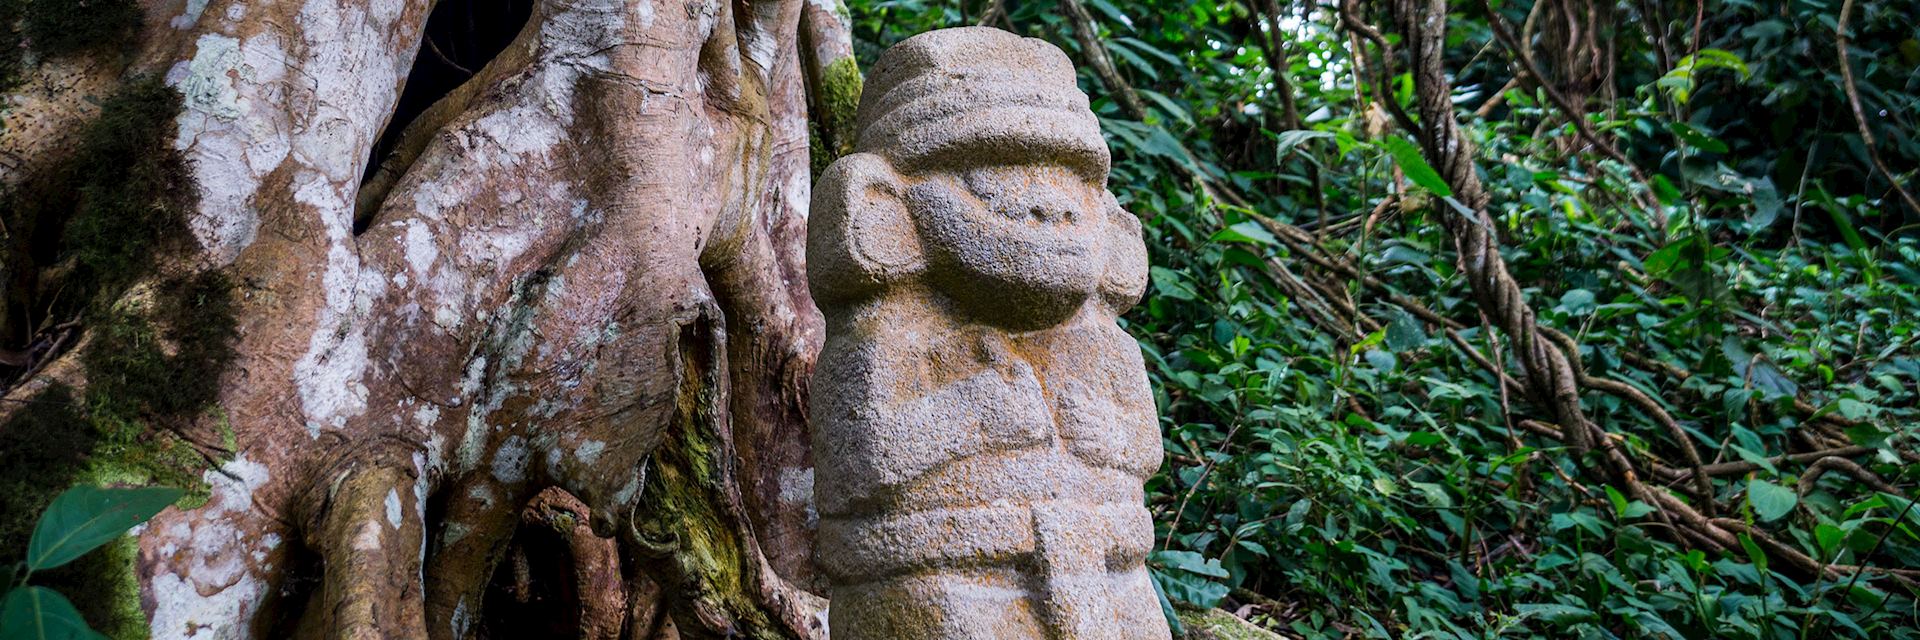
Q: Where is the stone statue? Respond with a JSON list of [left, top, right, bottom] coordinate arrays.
[[807, 26, 1169, 639]]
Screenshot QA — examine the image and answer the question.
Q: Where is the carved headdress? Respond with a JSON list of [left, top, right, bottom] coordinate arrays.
[[854, 27, 1111, 185]]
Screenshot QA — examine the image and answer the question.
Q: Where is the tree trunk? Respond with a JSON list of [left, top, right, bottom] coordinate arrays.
[[0, 0, 849, 637]]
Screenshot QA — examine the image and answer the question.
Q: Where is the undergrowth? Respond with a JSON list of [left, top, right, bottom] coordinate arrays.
[[850, 0, 1920, 636]]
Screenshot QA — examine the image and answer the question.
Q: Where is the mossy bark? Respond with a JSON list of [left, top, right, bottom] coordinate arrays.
[[1176, 608, 1286, 640], [0, 0, 835, 638], [0, 71, 236, 638]]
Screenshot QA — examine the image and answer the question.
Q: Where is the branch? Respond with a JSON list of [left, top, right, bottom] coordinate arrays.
[[1054, 0, 1253, 209], [1058, 0, 1148, 120], [800, 0, 862, 169], [1835, 0, 1920, 216], [1478, 0, 1666, 231], [1337, 0, 1422, 138]]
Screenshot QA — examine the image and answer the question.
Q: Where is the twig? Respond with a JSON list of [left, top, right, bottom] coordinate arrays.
[[1477, 0, 1666, 230], [1058, 0, 1148, 120], [1834, 0, 1920, 215], [976, 0, 1007, 27], [1337, 0, 1422, 137], [1163, 420, 1246, 550], [425, 35, 475, 77]]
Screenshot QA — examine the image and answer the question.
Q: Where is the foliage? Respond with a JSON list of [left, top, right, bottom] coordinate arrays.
[[849, 0, 1920, 636], [1, 485, 182, 640], [0, 78, 232, 638]]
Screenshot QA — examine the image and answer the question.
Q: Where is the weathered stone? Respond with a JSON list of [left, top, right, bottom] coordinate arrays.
[[807, 26, 1167, 640]]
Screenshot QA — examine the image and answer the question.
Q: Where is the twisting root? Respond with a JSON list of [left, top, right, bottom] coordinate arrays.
[[1834, 0, 1920, 216], [1320, 0, 1903, 582], [311, 464, 429, 640]]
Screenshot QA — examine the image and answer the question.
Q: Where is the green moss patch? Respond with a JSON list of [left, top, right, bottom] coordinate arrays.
[[84, 272, 239, 429], [1177, 608, 1284, 640], [22, 0, 142, 59], [809, 56, 863, 178], [1, 76, 196, 348], [0, 78, 230, 639], [59, 78, 198, 292], [628, 328, 783, 640]]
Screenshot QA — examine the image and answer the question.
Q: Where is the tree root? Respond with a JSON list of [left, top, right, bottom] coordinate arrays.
[[310, 464, 429, 640]]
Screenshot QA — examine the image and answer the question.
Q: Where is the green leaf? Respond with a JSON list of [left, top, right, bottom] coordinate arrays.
[[1650, 174, 1683, 205], [1642, 237, 1697, 276], [1149, 266, 1198, 301], [1604, 485, 1630, 518], [1272, 129, 1334, 160], [1384, 311, 1427, 351], [1659, 49, 1749, 104], [1362, 348, 1396, 372], [1150, 575, 1185, 636], [1383, 137, 1452, 197], [1137, 89, 1191, 127], [1668, 122, 1729, 153], [1209, 221, 1277, 246], [1154, 570, 1229, 608], [1403, 431, 1445, 447], [1559, 289, 1596, 315], [1739, 533, 1769, 576], [1815, 523, 1845, 556], [1152, 550, 1230, 578], [1746, 479, 1796, 522], [1515, 602, 1598, 624], [1114, 37, 1180, 67], [27, 485, 183, 572], [0, 587, 108, 640], [1106, 43, 1161, 82], [1083, 0, 1134, 30]]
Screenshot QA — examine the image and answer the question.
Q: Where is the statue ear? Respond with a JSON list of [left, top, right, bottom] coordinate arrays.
[[1098, 196, 1150, 313], [807, 153, 925, 308]]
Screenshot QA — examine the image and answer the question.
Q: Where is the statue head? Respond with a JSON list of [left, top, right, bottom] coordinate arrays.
[[808, 27, 1143, 331]]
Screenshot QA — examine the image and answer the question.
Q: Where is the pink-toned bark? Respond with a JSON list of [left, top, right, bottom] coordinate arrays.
[[0, 0, 844, 636]]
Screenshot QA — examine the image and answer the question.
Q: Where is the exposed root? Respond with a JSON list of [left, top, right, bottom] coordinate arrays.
[[522, 487, 629, 640], [352, 0, 544, 231], [423, 475, 526, 640], [311, 464, 429, 640]]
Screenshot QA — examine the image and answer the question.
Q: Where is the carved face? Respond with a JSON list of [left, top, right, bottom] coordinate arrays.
[[906, 164, 1107, 330]]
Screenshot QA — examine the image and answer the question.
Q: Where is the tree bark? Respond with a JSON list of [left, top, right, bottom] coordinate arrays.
[[0, 0, 841, 637]]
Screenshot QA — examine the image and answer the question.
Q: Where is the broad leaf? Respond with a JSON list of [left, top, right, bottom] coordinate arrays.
[[1152, 549, 1230, 578], [1383, 137, 1452, 197], [1668, 122, 1729, 153], [1271, 129, 1334, 160], [1150, 573, 1185, 636], [0, 588, 107, 640], [1152, 569, 1229, 608], [1516, 602, 1598, 624], [1747, 479, 1797, 522], [27, 485, 183, 572], [1209, 221, 1277, 246]]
